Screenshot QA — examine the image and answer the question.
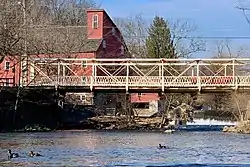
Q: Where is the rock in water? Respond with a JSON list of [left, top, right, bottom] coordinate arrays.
[[164, 129, 175, 133]]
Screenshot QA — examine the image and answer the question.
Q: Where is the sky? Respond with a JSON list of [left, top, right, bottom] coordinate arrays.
[[95, 0, 250, 58]]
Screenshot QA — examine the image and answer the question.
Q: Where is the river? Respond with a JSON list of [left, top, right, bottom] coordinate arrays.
[[0, 129, 250, 167]]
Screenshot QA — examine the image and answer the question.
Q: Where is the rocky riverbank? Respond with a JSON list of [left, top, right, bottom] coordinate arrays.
[[223, 121, 250, 134], [88, 116, 166, 131]]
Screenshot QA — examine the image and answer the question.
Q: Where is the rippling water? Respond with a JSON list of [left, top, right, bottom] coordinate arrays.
[[0, 128, 250, 166]]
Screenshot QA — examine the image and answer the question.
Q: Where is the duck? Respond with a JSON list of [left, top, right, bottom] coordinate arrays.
[[7, 149, 19, 160], [158, 144, 167, 149], [28, 151, 42, 157]]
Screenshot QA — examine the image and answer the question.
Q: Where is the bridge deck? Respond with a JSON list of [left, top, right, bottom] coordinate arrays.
[[25, 85, 250, 93]]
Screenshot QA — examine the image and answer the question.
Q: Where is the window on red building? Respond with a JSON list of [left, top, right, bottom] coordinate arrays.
[[4, 79, 9, 86], [80, 94, 86, 102], [133, 103, 149, 109], [92, 14, 99, 29], [5, 61, 10, 70]]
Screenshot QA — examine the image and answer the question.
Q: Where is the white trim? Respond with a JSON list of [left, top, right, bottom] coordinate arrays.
[[4, 79, 10, 86], [80, 94, 86, 102], [31, 58, 250, 62], [92, 14, 99, 29]]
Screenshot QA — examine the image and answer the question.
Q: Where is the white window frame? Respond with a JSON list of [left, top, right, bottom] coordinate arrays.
[[80, 94, 86, 102], [4, 79, 9, 86], [5, 61, 10, 71], [92, 14, 99, 29]]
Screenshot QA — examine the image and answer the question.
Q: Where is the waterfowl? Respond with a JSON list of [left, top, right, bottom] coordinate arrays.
[[158, 144, 167, 149], [28, 151, 42, 157], [7, 149, 19, 159]]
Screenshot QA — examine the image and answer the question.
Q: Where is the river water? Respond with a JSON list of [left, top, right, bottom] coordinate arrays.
[[0, 129, 250, 167]]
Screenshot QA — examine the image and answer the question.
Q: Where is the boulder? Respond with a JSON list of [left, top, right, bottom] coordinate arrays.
[[223, 121, 250, 134]]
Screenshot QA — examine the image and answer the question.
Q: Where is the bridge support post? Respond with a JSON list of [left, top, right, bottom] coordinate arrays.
[[55, 90, 64, 109], [124, 93, 133, 121]]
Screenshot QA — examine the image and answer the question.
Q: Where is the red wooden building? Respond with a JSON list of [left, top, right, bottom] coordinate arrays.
[[0, 8, 159, 115], [0, 9, 128, 87]]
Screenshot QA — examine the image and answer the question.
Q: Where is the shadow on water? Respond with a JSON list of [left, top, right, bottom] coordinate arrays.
[[0, 129, 250, 166]]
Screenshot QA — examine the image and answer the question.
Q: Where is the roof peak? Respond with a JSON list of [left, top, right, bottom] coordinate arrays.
[[86, 9, 105, 12]]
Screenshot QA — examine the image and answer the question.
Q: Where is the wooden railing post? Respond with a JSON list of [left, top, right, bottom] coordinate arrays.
[[232, 59, 238, 90], [196, 60, 201, 92], [126, 61, 129, 92], [161, 61, 164, 92], [90, 60, 95, 91]]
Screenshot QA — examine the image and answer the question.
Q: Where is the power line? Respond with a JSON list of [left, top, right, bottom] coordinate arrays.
[[122, 35, 250, 39], [18, 23, 250, 40]]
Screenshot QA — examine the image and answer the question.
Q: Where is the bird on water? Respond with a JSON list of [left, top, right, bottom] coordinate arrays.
[[158, 144, 167, 149], [28, 151, 42, 157], [7, 149, 19, 160]]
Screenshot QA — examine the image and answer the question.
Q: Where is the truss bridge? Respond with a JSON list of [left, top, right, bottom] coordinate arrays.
[[27, 58, 250, 93]]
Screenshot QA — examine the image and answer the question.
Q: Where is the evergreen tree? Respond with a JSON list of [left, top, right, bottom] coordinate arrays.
[[146, 16, 175, 58]]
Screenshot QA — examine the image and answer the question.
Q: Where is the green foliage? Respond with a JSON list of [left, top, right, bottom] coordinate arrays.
[[146, 16, 176, 58]]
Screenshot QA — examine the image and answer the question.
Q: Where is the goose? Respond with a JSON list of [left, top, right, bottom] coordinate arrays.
[[158, 144, 167, 149], [7, 149, 19, 160], [28, 151, 42, 157]]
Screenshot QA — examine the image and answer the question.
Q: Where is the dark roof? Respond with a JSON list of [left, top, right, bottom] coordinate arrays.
[[22, 26, 102, 55]]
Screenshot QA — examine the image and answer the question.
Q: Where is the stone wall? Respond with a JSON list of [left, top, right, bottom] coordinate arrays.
[[133, 100, 159, 117], [65, 93, 94, 106]]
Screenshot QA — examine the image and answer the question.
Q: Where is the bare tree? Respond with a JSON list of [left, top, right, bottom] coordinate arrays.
[[114, 14, 148, 58], [169, 20, 206, 58], [236, 0, 250, 27], [0, 0, 100, 128], [0, 0, 99, 64], [115, 16, 206, 58], [201, 40, 250, 122], [0, 1, 24, 60]]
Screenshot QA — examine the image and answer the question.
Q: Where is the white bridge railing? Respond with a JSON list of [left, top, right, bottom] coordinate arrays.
[[28, 58, 250, 91], [31, 76, 250, 90]]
